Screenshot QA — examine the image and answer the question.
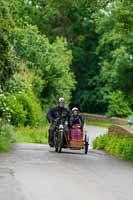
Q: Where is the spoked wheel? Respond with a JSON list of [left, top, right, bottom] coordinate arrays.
[[54, 131, 63, 153], [54, 133, 58, 152], [57, 131, 63, 153], [84, 134, 89, 154]]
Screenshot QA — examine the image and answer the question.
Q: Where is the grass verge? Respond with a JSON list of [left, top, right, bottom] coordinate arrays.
[[15, 125, 48, 144], [0, 120, 49, 153], [93, 134, 133, 161], [85, 119, 112, 128], [0, 124, 14, 152]]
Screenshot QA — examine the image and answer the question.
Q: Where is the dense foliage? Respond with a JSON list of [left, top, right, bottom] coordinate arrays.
[[95, 0, 133, 113], [1, 0, 133, 115], [0, 0, 132, 150], [0, 123, 14, 152], [107, 91, 132, 117], [0, 1, 75, 123], [0, 0, 17, 88], [93, 134, 133, 161], [6, 0, 132, 114], [11, 25, 75, 106]]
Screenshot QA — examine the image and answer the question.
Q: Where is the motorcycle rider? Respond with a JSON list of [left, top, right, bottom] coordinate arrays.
[[69, 107, 84, 128], [47, 97, 70, 147]]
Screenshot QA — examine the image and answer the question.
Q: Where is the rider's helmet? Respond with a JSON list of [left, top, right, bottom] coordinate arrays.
[[58, 97, 65, 103], [72, 107, 79, 112]]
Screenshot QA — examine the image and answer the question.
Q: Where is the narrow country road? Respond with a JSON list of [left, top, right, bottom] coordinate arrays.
[[85, 125, 108, 148], [0, 126, 133, 200]]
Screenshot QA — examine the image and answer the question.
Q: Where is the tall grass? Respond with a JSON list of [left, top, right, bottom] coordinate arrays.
[[93, 134, 133, 161], [0, 118, 49, 153], [0, 123, 14, 152], [85, 119, 112, 128], [15, 125, 48, 144]]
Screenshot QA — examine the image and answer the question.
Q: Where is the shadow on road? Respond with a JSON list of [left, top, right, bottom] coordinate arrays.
[[49, 150, 85, 155]]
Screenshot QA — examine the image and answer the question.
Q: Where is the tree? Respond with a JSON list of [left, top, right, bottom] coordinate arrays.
[[11, 25, 75, 106], [95, 0, 133, 111], [0, 0, 16, 88], [4, 0, 133, 116], [7, 0, 100, 112], [107, 91, 132, 118]]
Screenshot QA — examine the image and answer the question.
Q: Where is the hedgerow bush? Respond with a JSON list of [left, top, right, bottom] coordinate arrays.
[[6, 92, 44, 126], [107, 91, 132, 118], [93, 134, 133, 160], [0, 123, 14, 152], [93, 134, 109, 149], [0, 91, 44, 127], [0, 64, 44, 127]]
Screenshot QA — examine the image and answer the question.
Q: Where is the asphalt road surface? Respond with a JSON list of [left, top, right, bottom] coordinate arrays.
[[0, 125, 133, 200]]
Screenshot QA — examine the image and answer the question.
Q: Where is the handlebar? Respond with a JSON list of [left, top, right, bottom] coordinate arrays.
[[52, 118, 68, 126]]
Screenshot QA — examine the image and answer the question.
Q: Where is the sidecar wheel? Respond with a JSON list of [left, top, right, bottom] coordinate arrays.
[[84, 135, 89, 154]]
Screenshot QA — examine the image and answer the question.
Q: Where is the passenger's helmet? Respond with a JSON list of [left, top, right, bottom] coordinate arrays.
[[72, 107, 79, 112], [58, 97, 65, 103]]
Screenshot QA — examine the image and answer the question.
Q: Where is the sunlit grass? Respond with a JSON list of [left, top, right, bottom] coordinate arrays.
[[93, 134, 133, 161], [15, 125, 48, 144], [85, 119, 112, 128]]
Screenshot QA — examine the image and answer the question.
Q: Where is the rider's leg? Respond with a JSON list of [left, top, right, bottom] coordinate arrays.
[[48, 125, 56, 147]]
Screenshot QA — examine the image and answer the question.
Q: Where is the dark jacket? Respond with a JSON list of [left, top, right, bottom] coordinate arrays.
[[47, 106, 70, 123], [69, 114, 84, 128]]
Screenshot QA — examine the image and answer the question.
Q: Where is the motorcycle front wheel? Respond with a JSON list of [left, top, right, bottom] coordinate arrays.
[[54, 133, 58, 152], [57, 130, 63, 153]]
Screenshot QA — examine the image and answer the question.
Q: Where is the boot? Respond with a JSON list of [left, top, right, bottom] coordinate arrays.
[[48, 132, 54, 147]]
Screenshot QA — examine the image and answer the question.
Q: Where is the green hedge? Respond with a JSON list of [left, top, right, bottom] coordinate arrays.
[[0, 92, 44, 127], [0, 123, 14, 152], [93, 134, 133, 160]]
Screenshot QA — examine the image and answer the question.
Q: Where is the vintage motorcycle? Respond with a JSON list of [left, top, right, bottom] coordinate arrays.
[[53, 119, 89, 154]]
